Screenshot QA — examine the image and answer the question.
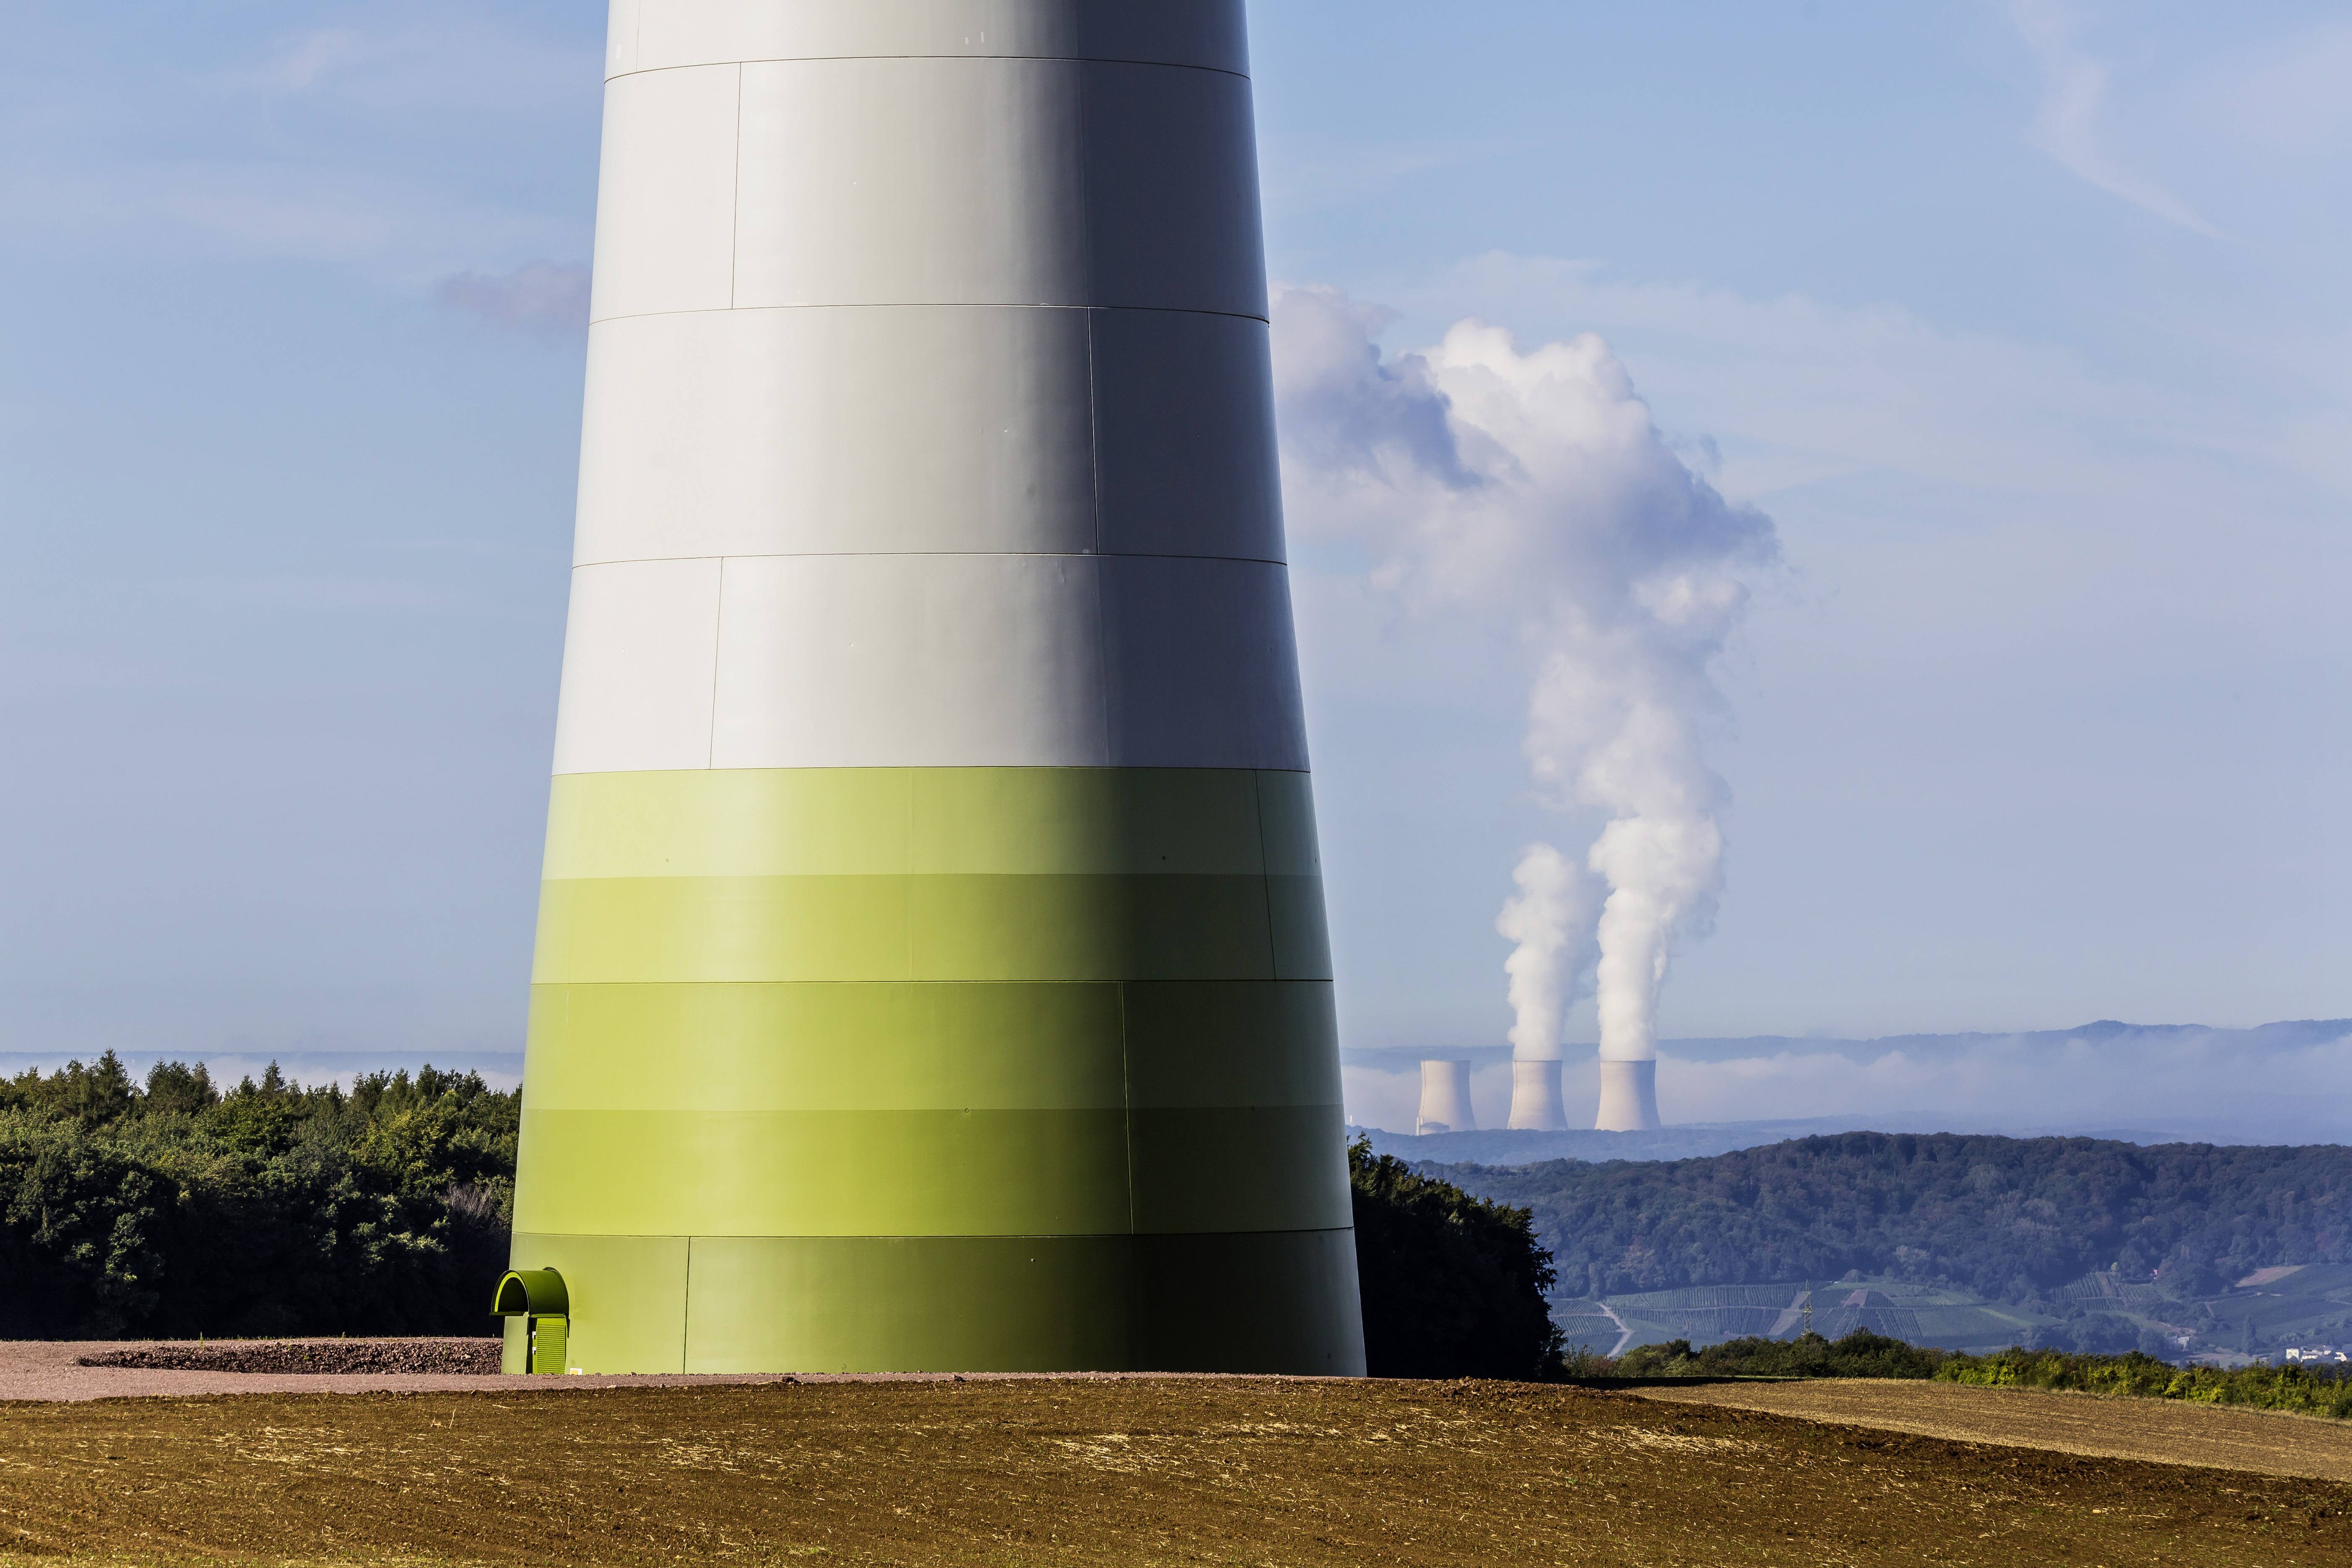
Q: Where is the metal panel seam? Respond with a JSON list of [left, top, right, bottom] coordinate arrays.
[[607, 60, 1250, 84], [517, 975, 1322, 985], [705, 557, 727, 767], [587, 302, 1267, 319], [1083, 307, 1103, 557], [1250, 771, 1283, 977], [1117, 982, 1137, 1237], [528, 1229, 1360, 1241], [575, 550, 1288, 567], [548, 766, 1320, 779], [726, 63, 743, 309], [585, 302, 1273, 327], [1075, 58, 1117, 776]]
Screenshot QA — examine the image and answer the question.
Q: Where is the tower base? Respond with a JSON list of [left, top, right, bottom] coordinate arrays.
[[1594, 1059, 1662, 1131], [504, 1230, 1367, 1376], [1506, 1059, 1568, 1130]]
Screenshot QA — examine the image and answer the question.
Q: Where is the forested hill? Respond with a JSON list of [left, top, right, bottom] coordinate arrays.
[[1445, 1132, 2352, 1303]]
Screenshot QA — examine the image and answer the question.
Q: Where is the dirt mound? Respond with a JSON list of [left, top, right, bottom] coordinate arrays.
[[77, 1337, 500, 1376]]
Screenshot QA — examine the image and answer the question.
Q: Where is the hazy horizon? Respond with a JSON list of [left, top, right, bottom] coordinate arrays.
[[13, 1015, 2347, 1151]]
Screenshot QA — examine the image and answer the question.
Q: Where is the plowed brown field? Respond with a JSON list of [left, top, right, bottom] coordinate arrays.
[[1, 1376, 2347, 1567], [1635, 1375, 2352, 1481]]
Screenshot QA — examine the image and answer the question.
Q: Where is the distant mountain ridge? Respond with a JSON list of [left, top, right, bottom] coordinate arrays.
[[1353, 1116, 2194, 1169], [1341, 1017, 2352, 1070], [1652, 1018, 2352, 1065]]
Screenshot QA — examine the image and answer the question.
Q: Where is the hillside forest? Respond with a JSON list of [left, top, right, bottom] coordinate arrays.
[[1454, 1132, 2352, 1361]]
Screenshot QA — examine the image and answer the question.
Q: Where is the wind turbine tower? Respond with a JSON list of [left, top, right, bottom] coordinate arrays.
[[497, 0, 1365, 1377]]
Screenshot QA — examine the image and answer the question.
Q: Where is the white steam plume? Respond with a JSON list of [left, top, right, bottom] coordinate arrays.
[[1496, 842, 1604, 1064], [1271, 285, 1776, 1071]]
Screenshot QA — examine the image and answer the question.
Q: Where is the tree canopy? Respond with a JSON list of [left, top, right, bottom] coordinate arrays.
[[1349, 1138, 1564, 1379], [0, 1053, 514, 1337]]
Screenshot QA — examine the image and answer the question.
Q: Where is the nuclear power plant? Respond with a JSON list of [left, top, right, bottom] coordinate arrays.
[[1415, 1059, 1475, 1135], [498, 0, 1363, 1376], [1508, 1057, 1568, 1130], [1595, 1058, 1662, 1131]]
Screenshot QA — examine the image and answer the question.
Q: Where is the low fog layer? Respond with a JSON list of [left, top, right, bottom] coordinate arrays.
[[1346, 1019, 2352, 1146]]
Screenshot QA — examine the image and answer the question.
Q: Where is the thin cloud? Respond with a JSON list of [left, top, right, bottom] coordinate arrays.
[[434, 262, 591, 333], [1259, 133, 1541, 221], [240, 17, 598, 111], [2192, 20, 2352, 155], [2009, 0, 2221, 236], [0, 8, 595, 284], [255, 29, 372, 93], [1424, 252, 2302, 508]]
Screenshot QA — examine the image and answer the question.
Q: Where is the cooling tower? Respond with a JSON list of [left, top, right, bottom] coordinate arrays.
[[501, 0, 1363, 1377], [1415, 1060, 1476, 1136], [1594, 1059, 1662, 1131], [1507, 1058, 1568, 1130]]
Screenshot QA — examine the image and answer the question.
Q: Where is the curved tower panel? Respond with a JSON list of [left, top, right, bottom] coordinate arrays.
[[509, 0, 1365, 1376]]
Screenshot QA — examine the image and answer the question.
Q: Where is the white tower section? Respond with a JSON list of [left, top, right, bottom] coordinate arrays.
[[564, 4, 1296, 779]]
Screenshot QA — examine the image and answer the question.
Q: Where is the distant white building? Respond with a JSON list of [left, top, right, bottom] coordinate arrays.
[[2282, 1347, 2347, 1364]]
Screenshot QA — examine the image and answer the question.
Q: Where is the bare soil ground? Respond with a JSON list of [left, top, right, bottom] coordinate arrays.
[[1634, 1376, 2352, 1483], [77, 1338, 500, 1376], [3, 1376, 2349, 1567], [0, 1340, 772, 1403]]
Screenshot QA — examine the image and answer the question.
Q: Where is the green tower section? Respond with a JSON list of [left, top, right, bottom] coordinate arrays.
[[510, 768, 1363, 1372]]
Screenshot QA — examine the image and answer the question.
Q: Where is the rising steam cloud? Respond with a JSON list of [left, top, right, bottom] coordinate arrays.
[[1271, 286, 1776, 1077], [1495, 842, 1603, 1064]]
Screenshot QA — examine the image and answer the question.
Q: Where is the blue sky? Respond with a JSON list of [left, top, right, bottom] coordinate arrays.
[[1, 2, 2345, 1079]]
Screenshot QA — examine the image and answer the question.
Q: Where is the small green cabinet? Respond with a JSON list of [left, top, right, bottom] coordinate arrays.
[[492, 1268, 571, 1374]]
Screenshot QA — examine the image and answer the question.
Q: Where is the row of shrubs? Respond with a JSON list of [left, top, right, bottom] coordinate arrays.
[[1612, 1329, 2352, 1418]]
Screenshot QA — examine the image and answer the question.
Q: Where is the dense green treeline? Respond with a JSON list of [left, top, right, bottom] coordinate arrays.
[[1453, 1132, 2352, 1303], [1620, 1329, 2352, 1418], [1, 1062, 1567, 1379], [1616, 1328, 1945, 1379], [0, 1053, 515, 1337], [1348, 1139, 1563, 1380]]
